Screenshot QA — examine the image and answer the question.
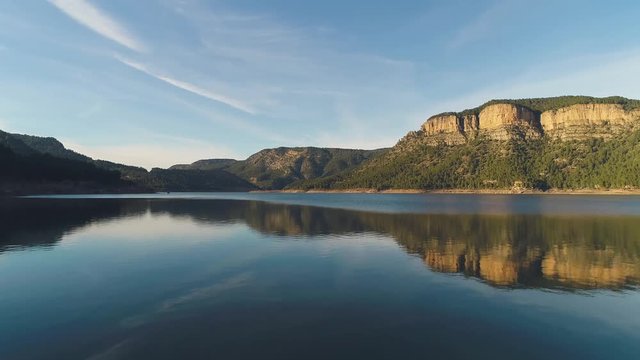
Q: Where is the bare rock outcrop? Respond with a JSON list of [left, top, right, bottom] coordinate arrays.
[[541, 104, 639, 140], [420, 114, 466, 145], [478, 104, 542, 140], [419, 103, 542, 143], [417, 99, 640, 144]]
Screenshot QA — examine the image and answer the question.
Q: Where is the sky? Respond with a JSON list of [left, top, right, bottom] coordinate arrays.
[[1, 0, 640, 168]]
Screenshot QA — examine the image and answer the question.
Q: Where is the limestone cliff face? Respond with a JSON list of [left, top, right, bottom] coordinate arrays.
[[478, 104, 541, 140], [461, 114, 480, 133], [420, 103, 542, 144], [417, 100, 640, 144], [421, 114, 466, 145], [541, 104, 638, 139]]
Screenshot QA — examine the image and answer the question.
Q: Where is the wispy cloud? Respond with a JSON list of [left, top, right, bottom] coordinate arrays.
[[115, 55, 256, 114], [48, 0, 145, 52], [159, 2, 419, 118]]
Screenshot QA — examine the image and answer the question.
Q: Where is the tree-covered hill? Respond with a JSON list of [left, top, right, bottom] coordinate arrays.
[[223, 147, 388, 189], [6, 95, 640, 194], [168, 147, 388, 190], [144, 168, 257, 192], [0, 143, 140, 195], [169, 159, 238, 171], [0, 130, 253, 194], [293, 96, 640, 191], [310, 133, 640, 191]]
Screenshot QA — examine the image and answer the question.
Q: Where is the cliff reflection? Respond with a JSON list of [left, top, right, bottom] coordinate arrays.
[[2, 198, 639, 291]]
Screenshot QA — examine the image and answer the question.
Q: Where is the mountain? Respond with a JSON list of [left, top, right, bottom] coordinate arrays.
[[6, 95, 640, 194], [225, 147, 387, 189], [169, 159, 238, 170], [0, 130, 254, 194], [8, 132, 91, 161], [167, 147, 387, 190], [295, 96, 640, 191], [0, 141, 139, 195], [0, 130, 149, 180], [0, 129, 383, 193], [145, 168, 257, 192]]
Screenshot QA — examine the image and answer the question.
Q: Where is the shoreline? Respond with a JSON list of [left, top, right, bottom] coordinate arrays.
[[9, 188, 640, 198], [265, 188, 640, 195]]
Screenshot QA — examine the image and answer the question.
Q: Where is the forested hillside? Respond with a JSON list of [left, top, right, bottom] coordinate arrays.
[[171, 147, 388, 190], [298, 133, 640, 190], [292, 96, 640, 191], [0, 130, 384, 194], [0, 143, 139, 195], [5, 96, 640, 194]]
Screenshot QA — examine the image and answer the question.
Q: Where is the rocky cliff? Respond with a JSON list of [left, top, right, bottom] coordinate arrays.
[[418, 98, 640, 144], [541, 104, 640, 139], [299, 96, 640, 191]]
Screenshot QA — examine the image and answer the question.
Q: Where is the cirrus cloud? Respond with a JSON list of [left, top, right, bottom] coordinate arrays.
[[48, 0, 146, 52]]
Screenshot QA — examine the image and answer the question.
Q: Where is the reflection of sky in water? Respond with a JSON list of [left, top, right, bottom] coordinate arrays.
[[1, 196, 640, 359]]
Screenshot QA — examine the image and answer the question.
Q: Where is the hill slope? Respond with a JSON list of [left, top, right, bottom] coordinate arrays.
[[168, 147, 387, 190], [169, 159, 238, 171], [1, 130, 385, 193], [0, 130, 256, 193], [146, 168, 257, 192], [0, 142, 140, 195], [223, 147, 387, 189]]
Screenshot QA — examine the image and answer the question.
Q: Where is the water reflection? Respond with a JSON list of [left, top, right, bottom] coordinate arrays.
[[2, 198, 639, 291]]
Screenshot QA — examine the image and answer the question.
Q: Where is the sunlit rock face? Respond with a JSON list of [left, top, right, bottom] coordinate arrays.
[[421, 115, 467, 145], [460, 114, 480, 136], [540, 104, 639, 140], [416, 101, 640, 145], [478, 104, 542, 140], [420, 104, 543, 143]]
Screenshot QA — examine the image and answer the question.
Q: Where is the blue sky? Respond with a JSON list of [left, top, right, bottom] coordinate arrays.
[[1, 0, 640, 168]]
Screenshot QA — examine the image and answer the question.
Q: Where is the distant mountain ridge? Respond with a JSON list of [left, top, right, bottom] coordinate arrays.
[[4, 95, 640, 194], [0, 130, 385, 194], [170, 159, 238, 171], [8, 133, 90, 161], [0, 130, 139, 195], [223, 147, 387, 189], [166, 147, 387, 190]]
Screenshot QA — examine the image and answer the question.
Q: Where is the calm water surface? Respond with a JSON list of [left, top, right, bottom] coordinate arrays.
[[1, 194, 640, 359]]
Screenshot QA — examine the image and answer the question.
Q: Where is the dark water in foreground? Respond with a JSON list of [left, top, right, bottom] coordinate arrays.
[[1, 194, 640, 359]]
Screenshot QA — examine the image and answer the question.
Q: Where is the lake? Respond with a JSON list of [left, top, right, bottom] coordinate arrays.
[[1, 193, 639, 359]]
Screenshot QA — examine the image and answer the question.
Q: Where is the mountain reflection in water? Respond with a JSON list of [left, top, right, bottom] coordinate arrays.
[[3, 198, 639, 291]]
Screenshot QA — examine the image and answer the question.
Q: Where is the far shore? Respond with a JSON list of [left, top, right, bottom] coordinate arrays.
[[250, 188, 640, 196]]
